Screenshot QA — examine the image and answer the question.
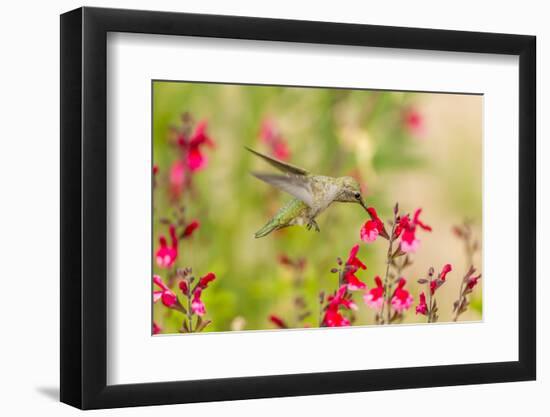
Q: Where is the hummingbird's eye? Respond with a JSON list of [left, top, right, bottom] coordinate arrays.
[[354, 192, 361, 200]]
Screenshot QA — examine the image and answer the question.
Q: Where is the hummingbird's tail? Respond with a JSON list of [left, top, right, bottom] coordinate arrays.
[[254, 219, 280, 238]]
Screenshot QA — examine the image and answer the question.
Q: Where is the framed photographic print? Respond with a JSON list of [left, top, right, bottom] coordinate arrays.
[[60, 6, 536, 410]]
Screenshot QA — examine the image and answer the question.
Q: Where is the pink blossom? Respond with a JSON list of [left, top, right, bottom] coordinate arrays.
[[360, 220, 379, 242], [187, 147, 206, 171], [153, 321, 162, 335], [415, 292, 428, 315], [344, 271, 367, 291], [155, 225, 178, 268], [360, 207, 389, 243], [364, 276, 384, 310], [396, 208, 432, 253], [391, 278, 413, 313], [191, 288, 206, 316], [323, 308, 351, 327], [153, 275, 177, 307], [322, 285, 356, 327]]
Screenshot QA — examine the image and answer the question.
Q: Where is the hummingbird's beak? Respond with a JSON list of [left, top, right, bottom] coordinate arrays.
[[359, 199, 368, 211]]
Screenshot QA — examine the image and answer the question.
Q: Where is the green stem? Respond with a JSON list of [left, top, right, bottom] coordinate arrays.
[[380, 218, 397, 325]]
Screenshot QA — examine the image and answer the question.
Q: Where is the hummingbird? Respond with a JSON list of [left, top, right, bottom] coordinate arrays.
[[247, 147, 369, 238]]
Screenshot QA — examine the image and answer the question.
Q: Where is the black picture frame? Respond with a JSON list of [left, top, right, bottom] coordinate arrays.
[[60, 6, 536, 410]]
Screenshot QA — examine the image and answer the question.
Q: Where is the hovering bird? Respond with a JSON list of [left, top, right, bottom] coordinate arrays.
[[247, 147, 368, 238]]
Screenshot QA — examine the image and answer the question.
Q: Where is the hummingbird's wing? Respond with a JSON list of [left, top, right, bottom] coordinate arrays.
[[251, 172, 315, 208], [245, 147, 309, 176]]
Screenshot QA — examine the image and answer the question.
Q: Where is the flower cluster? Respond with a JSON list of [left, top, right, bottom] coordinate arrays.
[[453, 265, 482, 321], [181, 271, 216, 318], [394, 208, 432, 253], [415, 264, 453, 322], [153, 274, 178, 307], [153, 113, 218, 334], [360, 204, 464, 325], [155, 219, 200, 269], [363, 276, 384, 310], [322, 285, 357, 327], [360, 206, 431, 254], [168, 115, 215, 199], [268, 203, 481, 329], [312, 245, 368, 328], [155, 225, 178, 269], [391, 278, 414, 313], [153, 270, 217, 333], [342, 244, 368, 290]]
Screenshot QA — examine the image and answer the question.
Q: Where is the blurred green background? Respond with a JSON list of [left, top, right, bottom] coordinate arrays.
[[152, 81, 483, 333]]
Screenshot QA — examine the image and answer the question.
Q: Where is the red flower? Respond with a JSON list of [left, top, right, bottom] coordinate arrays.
[[182, 220, 200, 238], [269, 315, 287, 329], [360, 220, 379, 243], [153, 321, 162, 335], [191, 288, 206, 316], [322, 285, 356, 327], [324, 308, 351, 327], [178, 280, 189, 296], [396, 209, 432, 253], [360, 207, 389, 243], [155, 225, 178, 268], [363, 276, 384, 310], [430, 280, 438, 296], [153, 275, 177, 307], [343, 245, 367, 291], [346, 244, 367, 272], [259, 119, 291, 160], [403, 108, 426, 137], [187, 147, 206, 171], [430, 264, 453, 295], [467, 274, 481, 290], [185, 121, 215, 172], [172, 119, 215, 189], [198, 272, 216, 289], [391, 278, 413, 313], [344, 270, 367, 291], [440, 263, 452, 281], [415, 292, 428, 315]]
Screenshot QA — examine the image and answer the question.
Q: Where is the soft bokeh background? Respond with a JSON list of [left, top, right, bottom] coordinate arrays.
[[153, 81, 482, 333]]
